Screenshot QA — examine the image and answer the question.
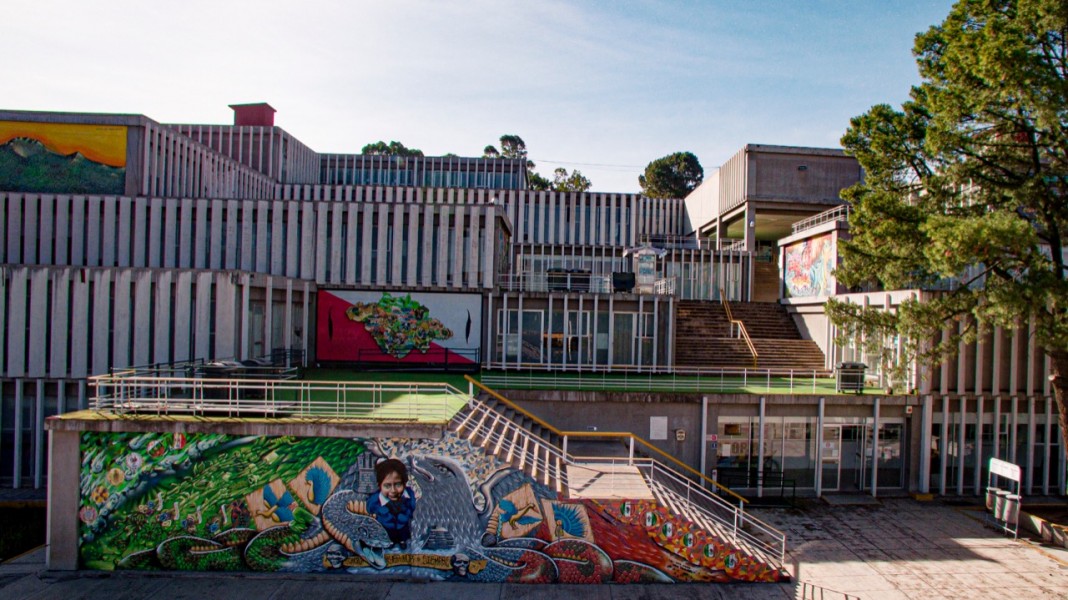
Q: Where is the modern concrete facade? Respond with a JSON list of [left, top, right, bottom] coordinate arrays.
[[0, 104, 1063, 501]]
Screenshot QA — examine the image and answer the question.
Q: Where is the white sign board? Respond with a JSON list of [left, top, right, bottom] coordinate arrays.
[[989, 458, 1021, 483], [650, 416, 668, 440]]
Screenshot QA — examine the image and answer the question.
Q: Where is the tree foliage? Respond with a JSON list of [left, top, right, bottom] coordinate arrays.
[[361, 141, 424, 157], [551, 167, 592, 192], [829, 0, 1068, 445], [638, 152, 704, 199], [483, 134, 586, 191]]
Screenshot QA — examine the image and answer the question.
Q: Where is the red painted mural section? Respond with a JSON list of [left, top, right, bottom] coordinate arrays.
[[316, 290, 474, 364]]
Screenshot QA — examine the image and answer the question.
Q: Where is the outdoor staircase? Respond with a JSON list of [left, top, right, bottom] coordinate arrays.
[[450, 378, 789, 577], [644, 477, 782, 569], [675, 300, 829, 373]]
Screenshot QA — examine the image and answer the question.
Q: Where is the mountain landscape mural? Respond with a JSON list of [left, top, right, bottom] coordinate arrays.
[[0, 136, 125, 194]]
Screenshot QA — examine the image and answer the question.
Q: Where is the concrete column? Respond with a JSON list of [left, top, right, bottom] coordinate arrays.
[[485, 294, 493, 368], [974, 396, 984, 495], [35, 381, 44, 489], [47, 429, 82, 570], [700, 396, 709, 480], [940, 396, 948, 496], [1044, 397, 1052, 495], [757, 396, 766, 498], [957, 398, 966, 495], [872, 397, 880, 497], [816, 397, 825, 497], [1010, 396, 1019, 463], [14, 380, 22, 489], [993, 396, 1002, 459], [743, 205, 756, 253], [516, 294, 524, 369], [1027, 396, 1035, 493], [920, 395, 932, 494]]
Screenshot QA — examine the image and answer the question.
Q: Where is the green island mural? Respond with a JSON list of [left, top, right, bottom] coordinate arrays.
[[345, 293, 453, 359], [78, 430, 784, 583]]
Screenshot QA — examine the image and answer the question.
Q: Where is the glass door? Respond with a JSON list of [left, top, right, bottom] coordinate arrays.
[[841, 425, 868, 492], [821, 425, 842, 491], [612, 313, 635, 365]]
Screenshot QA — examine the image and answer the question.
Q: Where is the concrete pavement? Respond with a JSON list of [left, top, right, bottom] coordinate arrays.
[[2, 498, 1067, 599]]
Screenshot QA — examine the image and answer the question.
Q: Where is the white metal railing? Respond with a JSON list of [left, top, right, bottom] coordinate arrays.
[[637, 233, 702, 249], [652, 276, 676, 295], [721, 239, 746, 251], [496, 271, 677, 295], [480, 367, 829, 394], [88, 373, 468, 422], [451, 394, 568, 493], [791, 204, 850, 235], [796, 582, 862, 600], [641, 462, 786, 566], [460, 379, 788, 572]]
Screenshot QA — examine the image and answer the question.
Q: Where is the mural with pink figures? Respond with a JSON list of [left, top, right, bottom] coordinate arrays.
[[783, 233, 836, 298]]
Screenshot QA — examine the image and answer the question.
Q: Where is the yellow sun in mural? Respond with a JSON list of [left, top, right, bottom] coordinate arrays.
[[0, 121, 127, 168]]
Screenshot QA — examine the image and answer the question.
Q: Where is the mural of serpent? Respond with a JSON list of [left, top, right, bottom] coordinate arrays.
[[78, 431, 786, 584]]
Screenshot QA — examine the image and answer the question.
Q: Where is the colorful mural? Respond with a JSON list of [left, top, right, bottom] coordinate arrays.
[[317, 290, 482, 364], [783, 233, 835, 298], [78, 430, 785, 583], [0, 121, 127, 194]]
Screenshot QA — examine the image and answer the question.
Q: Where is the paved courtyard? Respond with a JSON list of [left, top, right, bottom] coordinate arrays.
[[1, 498, 1066, 599], [752, 497, 1068, 599]]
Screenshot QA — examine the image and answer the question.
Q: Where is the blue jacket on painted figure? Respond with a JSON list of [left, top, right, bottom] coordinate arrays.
[[366, 488, 416, 544]]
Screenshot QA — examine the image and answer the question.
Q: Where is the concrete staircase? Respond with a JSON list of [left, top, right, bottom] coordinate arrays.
[[451, 380, 789, 578], [675, 300, 828, 373], [645, 477, 782, 570]]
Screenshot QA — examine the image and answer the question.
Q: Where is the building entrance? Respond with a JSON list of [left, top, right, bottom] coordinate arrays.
[[821, 424, 871, 492]]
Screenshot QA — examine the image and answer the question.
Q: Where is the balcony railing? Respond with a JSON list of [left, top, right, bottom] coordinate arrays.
[[88, 371, 470, 422], [636, 233, 702, 249], [791, 204, 850, 235], [497, 271, 677, 295]]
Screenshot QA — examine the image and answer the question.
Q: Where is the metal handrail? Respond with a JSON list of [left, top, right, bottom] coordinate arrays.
[[461, 376, 788, 570], [791, 204, 850, 235], [576, 455, 784, 565], [497, 271, 678, 296], [88, 373, 468, 422], [453, 396, 568, 492], [479, 368, 826, 394], [720, 288, 758, 367], [644, 462, 786, 566], [652, 276, 677, 295], [466, 376, 746, 503]]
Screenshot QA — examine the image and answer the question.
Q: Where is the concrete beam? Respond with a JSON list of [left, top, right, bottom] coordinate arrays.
[[46, 429, 81, 570]]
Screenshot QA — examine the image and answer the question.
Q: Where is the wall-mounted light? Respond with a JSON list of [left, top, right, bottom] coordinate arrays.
[[798, 165, 808, 171], [748, 220, 755, 228]]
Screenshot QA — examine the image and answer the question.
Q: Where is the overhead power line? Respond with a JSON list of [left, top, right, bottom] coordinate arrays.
[[530, 157, 646, 171]]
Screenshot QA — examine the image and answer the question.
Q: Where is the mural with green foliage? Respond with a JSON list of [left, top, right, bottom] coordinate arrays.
[[78, 431, 785, 583]]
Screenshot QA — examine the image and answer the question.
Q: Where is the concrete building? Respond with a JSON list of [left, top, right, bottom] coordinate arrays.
[[0, 104, 1062, 501]]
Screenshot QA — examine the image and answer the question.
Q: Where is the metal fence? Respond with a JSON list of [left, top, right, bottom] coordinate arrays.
[[481, 367, 831, 394], [88, 372, 469, 422]]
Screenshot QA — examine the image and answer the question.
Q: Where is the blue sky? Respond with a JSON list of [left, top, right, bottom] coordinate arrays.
[[3, 0, 956, 192]]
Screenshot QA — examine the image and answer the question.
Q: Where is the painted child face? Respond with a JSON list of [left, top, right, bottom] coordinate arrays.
[[380, 471, 405, 502]]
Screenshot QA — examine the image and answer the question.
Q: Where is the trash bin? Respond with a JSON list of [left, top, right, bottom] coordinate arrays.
[[836, 362, 867, 393], [1004, 494, 1022, 526], [995, 490, 1010, 522], [985, 486, 1001, 511]]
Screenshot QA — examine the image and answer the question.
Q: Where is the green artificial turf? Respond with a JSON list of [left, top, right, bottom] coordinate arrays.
[[477, 370, 882, 396]]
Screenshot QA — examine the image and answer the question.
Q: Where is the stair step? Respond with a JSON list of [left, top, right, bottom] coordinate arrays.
[[458, 392, 784, 574]]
